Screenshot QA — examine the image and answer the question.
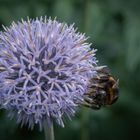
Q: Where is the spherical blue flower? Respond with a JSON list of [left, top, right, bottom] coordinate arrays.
[[0, 17, 97, 129]]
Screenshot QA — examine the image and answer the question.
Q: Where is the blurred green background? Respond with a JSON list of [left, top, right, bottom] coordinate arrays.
[[0, 0, 140, 140]]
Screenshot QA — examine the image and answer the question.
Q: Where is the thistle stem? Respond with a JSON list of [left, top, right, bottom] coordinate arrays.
[[81, 108, 90, 140], [44, 118, 55, 140]]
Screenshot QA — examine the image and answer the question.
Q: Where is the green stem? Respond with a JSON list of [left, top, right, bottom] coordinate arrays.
[[81, 108, 90, 140], [43, 118, 55, 140]]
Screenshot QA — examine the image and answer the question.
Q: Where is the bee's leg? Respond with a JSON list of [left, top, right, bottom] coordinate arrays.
[[81, 96, 101, 110], [80, 101, 101, 110], [83, 96, 95, 103], [90, 103, 101, 110], [89, 84, 105, 89]]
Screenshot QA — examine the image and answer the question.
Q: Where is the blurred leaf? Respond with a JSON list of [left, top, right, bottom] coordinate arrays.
[[53, 0, 74, 22], [125, 14, 140, 71], [0, 7, 13, 25], [87, 2, 109, 40]]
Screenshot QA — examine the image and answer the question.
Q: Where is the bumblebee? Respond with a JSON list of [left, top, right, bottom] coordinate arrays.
[[82, 66, 119, 109]]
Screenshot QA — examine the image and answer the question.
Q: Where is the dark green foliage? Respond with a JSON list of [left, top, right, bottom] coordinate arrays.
[[0, 0, 140, 140]]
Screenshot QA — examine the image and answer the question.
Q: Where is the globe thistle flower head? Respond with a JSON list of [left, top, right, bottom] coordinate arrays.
[[0, 17, 97, 129]]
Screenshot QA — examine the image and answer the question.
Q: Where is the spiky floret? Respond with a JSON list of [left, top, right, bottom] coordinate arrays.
[[0, 17, 97, 129]]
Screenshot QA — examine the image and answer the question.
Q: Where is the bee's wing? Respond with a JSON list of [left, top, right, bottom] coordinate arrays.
[[94, 66, 111, 75], [113, 79, 119, 88]]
